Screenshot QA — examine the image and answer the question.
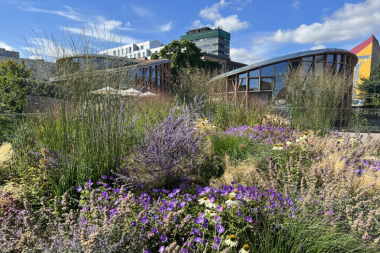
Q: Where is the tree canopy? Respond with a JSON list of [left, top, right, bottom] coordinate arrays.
[[358, 64, 380, 106], [157, 40, 221, 74], [0, 60, 30, 113]]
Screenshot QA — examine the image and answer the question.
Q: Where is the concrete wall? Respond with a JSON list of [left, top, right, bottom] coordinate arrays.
[[0, 56, 56, 81]]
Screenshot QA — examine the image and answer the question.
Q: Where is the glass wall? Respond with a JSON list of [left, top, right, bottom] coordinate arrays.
[[226, 52, 357, 99]]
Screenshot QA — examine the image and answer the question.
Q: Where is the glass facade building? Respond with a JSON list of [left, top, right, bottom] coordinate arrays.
[[181, 27, 230, 59], [210, 49, 358, 103]]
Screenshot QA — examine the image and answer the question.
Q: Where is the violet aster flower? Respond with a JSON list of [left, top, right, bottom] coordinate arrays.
[[194, 237, 203, 243], [160, 234, 168, 243], [216, 223, 225, 234]]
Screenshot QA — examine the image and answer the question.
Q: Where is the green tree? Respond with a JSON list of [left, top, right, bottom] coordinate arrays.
[[358, 64, 380, 106], [0, 60, 30, 113], [158, 40, 203, 74]]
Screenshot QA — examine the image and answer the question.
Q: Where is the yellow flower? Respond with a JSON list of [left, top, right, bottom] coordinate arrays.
[[272, 144, 284, 150], [225, 234, 238, 247]]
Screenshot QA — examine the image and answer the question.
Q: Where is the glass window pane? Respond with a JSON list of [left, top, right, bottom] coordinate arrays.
[[248, 78, 259, 91], [239, 77, 247, 91], [341, 55, 346, 64], [249, 69, 259, 77], [261, 65, 274, 76], [336, 54, 342, 63], [261, 78, 273, 91], [274, 76, 286, 98], [239, 73, 248, 78], [303, 56, 313, 62], [315, 55, 325, 63], [327, 54, 334, 63], [274, 62, 288, 75]]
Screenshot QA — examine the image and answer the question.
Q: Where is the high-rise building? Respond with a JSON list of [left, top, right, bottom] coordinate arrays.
[[99, 40, 164, 59], [0, 48, 20, 59], [181, 27, 230, 59], [351, 35, 380, 99]]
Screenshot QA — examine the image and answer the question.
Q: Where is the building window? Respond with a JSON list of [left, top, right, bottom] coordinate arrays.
[[238, 73, 247, 91], [260, 78, 273, 91], [248, 78, 259, 91], [260, 65, 274, 76], [249, 69, 259, 77]]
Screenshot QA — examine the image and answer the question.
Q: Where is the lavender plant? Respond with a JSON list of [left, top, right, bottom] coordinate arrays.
[[127, 106, 204, 188]]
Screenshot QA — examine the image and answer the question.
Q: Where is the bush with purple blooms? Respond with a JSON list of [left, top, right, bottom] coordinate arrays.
[[224, 125, 295, 145], [0, 180, 294, 252], [1, 179, 375, 253], [124, 106, 206, 188]]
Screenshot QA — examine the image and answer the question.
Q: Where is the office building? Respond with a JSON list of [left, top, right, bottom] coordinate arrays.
[[181, 27, 230, 59], [99, 40, 164, 59]]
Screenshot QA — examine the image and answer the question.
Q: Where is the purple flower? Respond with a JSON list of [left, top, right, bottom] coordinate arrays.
[[216, 223, 225, 234], [140, 216, 149, 224], [195, 214, 206, 225], [159, 246, 166, 253], [160, 234, 168, 243], [180, 248, 189, 253], [101, 191, 109, 199], [212, 236, 222, 249], [193, 237, 203, 243], [191, 228, 201, 236], [245, 216, 253, 223], [85, 179, 93, 189], [76, 186, 83, 192]]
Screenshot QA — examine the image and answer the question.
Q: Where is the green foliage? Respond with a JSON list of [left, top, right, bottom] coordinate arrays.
[[286, 70, 351, 133], [209, 134, 254, 164], [10, 96, 173, 197], [205, 102, 269, 129], [0, 60, 30, 113], [358, 64, 380, 106], [26, 80, 64, 98], [158, 40, 203, 74], [249, 218, 377, 253]]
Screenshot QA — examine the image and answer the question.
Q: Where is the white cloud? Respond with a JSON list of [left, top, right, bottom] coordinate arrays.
[[214, 15, 248, 32], [159, 22, 173, 32], [230, 48, 261, 64], [269, 0, 380, 44], [292, 0, 300, 9], [0, 41, 14, 51], [191, 20, 212, 29], [131, 5, 153, 17], [196, 0, 249, 32], [62, 16, 137, 44], [21, 5, 137, 43], [23, 38, 74, 59], [22, 5, 85, 22], [230, 40, 274, 64], [310, 44, 327, 50]]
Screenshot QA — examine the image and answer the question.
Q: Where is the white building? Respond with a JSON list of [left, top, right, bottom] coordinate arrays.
[[99, 40, 165, 59]]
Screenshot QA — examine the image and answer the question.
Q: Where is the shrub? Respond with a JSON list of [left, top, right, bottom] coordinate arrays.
[[127, 106, 204, 188], [208, 134, 254, 164], [0, 60, 30, 113]]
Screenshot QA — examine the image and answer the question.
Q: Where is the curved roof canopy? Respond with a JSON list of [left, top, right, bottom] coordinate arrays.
[[210, 48, 358, 82]]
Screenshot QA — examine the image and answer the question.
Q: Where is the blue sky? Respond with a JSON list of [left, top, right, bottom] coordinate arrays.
[[0, 0, 379, 63]]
